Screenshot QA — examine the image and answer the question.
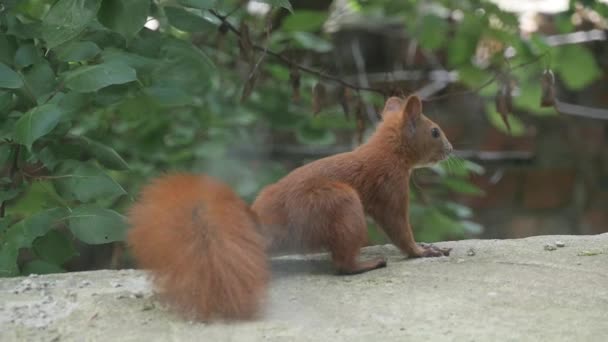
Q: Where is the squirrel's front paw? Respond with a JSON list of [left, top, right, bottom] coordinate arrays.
[[413, 243, 452, 257]]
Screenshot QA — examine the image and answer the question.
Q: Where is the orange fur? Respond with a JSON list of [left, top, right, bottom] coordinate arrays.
[[253, 95, 454, 272], [128, 174, 268, 321], [127, 95, 453, 320]]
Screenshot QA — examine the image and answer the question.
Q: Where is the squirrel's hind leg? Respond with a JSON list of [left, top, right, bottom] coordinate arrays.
[[328, 203, 386, 275], [297, 180, 387, 275]]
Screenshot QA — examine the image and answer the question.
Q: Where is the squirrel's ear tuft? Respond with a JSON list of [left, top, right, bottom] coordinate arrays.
[[382, 97, 404, 116], [403, 95, 423, 133]]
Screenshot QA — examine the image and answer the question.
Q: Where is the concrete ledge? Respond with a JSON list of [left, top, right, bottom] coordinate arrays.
[[1, 234, 607, 341]]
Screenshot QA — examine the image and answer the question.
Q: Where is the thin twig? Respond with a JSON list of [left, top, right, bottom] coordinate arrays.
[[208, 9, 386, 95], [209, 9, 550, 103], [510, 51, 550, 70], [426, 75, 497, 101], [426, 51, 550, 101], [247, 16, 272, 82]]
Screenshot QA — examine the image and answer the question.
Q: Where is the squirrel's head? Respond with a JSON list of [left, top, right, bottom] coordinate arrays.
[[375, 95, 453, 168]]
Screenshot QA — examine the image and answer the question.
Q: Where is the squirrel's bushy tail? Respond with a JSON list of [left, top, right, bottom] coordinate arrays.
[[127, 174, 268, 321]]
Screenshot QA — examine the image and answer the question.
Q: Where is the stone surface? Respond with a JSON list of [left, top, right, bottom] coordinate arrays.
[[1, 234, 607, 342]]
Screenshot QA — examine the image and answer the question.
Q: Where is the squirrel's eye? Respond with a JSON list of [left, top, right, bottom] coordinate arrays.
[[431, 128, 440, 138]]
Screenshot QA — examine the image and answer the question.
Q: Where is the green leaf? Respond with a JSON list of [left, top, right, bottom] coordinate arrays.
[[282, 11, 328, 32], [456, 65, 495, 95], [367, 224, 387, 245], [0, 188, 22, 202], [6, 15, 43, 39], [101, 49, 158, 70], [67, 206, 127, 244], [442, 202, 473, 219], [160, 38, 214, 68], [58, 91, 90, 114], [0, 208, 68, 277], [0, 91, 15, 113], [53, 162, 126, 202], [42, 0, 102, 49], [93, 84, 132, 106], [256, 0, 293, 12], [593, 2, 608, 18], [513, 79, 557, 116], [417, 14, 448, 50], [164, 6, 216, 32], [37, 146, 60, 171], [144, 86, 192, 107], [194, 141, 227, 159], [485, 103, 525, 136], [75, 136, 130, 170], [1, 246, 20, 277], [33, 230, 79, 265], [414, 208, 466, 242], [291, 32, 333, 53], [63, 62, 137, 92], [56, 41, 101, 62], [553, 14, 574, 34], [0, 144, 11, 169], [0, 216, 9, 236], [463, 160, 485, 175], [15, 0, 50, 20], [98, 0, 150, 38], [442, 177, 484, 195], [0, 62, 23, 89], [14, 104, 65, 150], [527, 33, 550, 56], [435, 157, 484, 178], [6, 181, 63, 218], [22, 260, 66, 275], [307, 111, 355, 130], [14, 44, 40, 68], [24, 62, 57, 100], [554, 45, 601, 90], [177, 0, 217, 9], [296, 122, 336, 146], [447, 14, 482, 67], [0, 33, 17, 65]]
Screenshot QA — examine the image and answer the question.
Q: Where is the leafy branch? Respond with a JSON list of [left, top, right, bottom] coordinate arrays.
[[426, 51, 550, 101], [208, 9, 386, 95], [208, 7, 561, 121]]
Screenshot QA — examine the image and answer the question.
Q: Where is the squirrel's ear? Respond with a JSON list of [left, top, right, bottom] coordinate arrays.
[[403, 95, 422, 133], [381, 97, 404, 116]]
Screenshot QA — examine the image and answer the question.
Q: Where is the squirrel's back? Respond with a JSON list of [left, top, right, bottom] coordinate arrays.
[[127, 174, 269, 320]]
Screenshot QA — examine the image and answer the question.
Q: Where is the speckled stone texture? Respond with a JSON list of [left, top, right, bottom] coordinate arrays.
[[1, 234, 607, 342]]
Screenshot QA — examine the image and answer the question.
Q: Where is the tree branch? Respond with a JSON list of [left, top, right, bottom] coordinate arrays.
[[426, 51, 549, 101], [209, 9, 386, 95], [209, 9, 551, 107]]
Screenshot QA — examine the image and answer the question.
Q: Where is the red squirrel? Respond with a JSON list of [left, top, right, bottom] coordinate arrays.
[[127, 95, 453, 321]]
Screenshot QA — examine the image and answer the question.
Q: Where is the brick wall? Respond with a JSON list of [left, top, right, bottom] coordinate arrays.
[[433, 86, 608, 238]]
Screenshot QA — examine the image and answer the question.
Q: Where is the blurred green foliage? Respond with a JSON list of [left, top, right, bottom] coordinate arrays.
[[0, 0, 603, 276]]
